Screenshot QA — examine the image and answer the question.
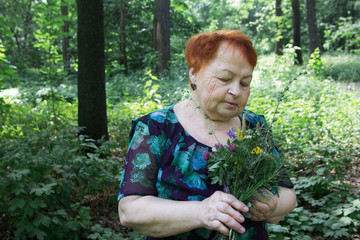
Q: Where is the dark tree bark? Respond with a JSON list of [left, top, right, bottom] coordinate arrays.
[[119, 0, 127, 74], [61, 1, 70, 72], [306, 0, 319, 54], [291, 0, 303, 65], [275, 0, 283, 55], [77, 0, 108, 141], [153, 0, 170, 73]]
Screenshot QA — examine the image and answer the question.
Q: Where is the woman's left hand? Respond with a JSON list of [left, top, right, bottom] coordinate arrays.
[[248, 189, 278, 222]]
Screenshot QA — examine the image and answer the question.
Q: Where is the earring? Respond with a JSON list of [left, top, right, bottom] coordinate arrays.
[[191, 83, 197, 90]]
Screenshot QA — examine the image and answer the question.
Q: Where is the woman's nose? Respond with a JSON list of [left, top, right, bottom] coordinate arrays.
[[228, 83, 241, 96]]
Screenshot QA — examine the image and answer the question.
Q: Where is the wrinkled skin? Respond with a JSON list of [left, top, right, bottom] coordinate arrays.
[[190, 42, 253, 122]]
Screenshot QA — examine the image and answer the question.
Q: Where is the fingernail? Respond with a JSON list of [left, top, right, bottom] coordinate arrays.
[[240, 227, 245, 233], [238, 216, 244, 222], [243, 206, 249, 212]]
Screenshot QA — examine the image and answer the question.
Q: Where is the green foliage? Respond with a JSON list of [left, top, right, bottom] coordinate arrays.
[[269, 177, 360, 239], [322, 53, 360, 82], [0, 43, 17, 88], [323, 17, 360, 53], [87, 224, 145, 240], [0, 118, 123, 239], [104, 0, 155, 70], [88, 224, 124, 240], [250, 54, 360, 178], [244, 53, 360, 239], [308, 48, 325, 76], [106, 65, 188, 149], [2, 47, 360, 239], [207, 124, 286, 205], [1, 1, 360, 238]]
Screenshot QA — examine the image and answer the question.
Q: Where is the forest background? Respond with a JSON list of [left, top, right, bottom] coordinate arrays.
[[0, 0, 360, 239]]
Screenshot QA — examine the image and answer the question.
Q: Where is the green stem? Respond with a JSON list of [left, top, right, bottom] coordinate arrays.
[[189, 95, 221, 145], [270, 71, 307, 127], [239, 164, 284, 202], [266, 71, 307, 141]]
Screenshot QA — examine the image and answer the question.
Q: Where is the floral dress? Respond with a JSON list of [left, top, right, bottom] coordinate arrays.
[[118, 105, 294, 240]]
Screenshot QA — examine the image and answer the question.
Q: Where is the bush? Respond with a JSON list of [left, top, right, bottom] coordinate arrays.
[[322, 54, 360, 83], [0, 126, 123, 239], [249, 53, 360, 239], [269, 177, 360, 239]]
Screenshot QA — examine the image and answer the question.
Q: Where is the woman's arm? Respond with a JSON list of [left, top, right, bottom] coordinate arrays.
[[118, 191, 249, 237], [248, 187, 297, 224]]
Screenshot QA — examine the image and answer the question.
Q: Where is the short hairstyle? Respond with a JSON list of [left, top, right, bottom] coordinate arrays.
[[185, 30, 257, 74]]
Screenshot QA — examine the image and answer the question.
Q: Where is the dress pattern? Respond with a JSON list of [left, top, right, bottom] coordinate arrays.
[[118, 105, 294, 240]]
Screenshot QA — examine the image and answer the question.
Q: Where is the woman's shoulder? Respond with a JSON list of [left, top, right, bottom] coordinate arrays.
[[241, 109, 268, 129], [129, 105, 179, 137], [134, 105, 178, 125]]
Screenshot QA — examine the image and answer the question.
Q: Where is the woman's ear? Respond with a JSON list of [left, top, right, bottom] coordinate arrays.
[[189, 68, 196, 83]]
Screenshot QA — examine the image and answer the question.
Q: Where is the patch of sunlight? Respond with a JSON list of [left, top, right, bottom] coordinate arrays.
[[0, 88, 22, 103]]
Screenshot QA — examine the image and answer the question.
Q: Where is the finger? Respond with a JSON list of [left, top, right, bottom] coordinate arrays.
[[216, 202, 245, 223], [219, 193, 249, 213], [217, 213, 246, 234], [252, 200, 269, 212], [253, 189, 274, 203], [249, 208, 265, 222], [209, 220, 230, 236], [249, 207, 261, 218], [250, 215, 263, 222], [249, 200, 274, 221], [252, 194, 278, 216]]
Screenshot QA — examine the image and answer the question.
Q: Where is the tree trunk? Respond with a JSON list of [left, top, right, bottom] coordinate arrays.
[[61, 1, 70, 72], [153, 0, 170, 73], [275, 0, 283, 55], [306, 0, 319, 54], [291, 0, 303, 65], [77, 0, 108, 141], [119, 1, 127, 74]]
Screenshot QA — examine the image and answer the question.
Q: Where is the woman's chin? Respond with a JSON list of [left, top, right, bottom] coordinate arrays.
[[209, 111, 241, 121]]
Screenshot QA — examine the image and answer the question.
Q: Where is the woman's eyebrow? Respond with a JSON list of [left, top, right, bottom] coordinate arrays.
[[243, 74, 253, 79], [213, 69, 253, 79], [218, 69, 233, 73], [214, 69, 235, 75]]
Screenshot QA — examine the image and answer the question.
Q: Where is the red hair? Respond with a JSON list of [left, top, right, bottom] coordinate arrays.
[[185, 30, 257, 74]]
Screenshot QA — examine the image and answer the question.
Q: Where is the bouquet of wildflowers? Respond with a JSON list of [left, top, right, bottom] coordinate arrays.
[[205, 116, 286, 239], [206, 115, 285, 202]]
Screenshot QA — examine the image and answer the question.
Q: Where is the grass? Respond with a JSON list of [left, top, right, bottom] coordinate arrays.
[[322, 53, 360, 83]]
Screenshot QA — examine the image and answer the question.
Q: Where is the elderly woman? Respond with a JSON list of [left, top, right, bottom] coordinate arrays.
[[118, 30, 296, 240]]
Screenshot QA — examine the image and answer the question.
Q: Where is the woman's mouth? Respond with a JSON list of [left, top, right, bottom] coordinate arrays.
[[225, 102, 238, 108]]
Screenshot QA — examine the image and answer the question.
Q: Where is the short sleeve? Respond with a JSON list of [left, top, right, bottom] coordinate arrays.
[[118, 119, 161, 201]]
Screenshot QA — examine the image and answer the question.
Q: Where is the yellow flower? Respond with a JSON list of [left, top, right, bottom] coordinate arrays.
[[236, 129, 244, 140], [234, 161, 238, 165], [251, 146, 263, 155]]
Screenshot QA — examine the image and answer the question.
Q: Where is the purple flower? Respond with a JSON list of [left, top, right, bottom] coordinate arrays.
[[227, 129, 236, 139], [213, 143, 224, 151], [227, 143, 237, 152], [203, 152, 210, 161], [225, 185, 229, 193]]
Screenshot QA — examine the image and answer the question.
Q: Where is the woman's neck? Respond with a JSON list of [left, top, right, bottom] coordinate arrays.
[[187, 95, 239, 131], [185, 99, 240, 134], [174, 99, 240, 146]]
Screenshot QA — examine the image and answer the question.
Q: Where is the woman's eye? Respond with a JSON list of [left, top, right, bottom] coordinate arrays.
[[240, 82, 249, 87], [217, 77, 230, 82]]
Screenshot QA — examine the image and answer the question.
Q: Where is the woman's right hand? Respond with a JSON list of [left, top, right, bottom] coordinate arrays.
[[199, 191, 249, 236]]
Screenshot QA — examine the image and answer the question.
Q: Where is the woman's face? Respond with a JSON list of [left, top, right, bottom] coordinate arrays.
[[191, 42, 253, 121]]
